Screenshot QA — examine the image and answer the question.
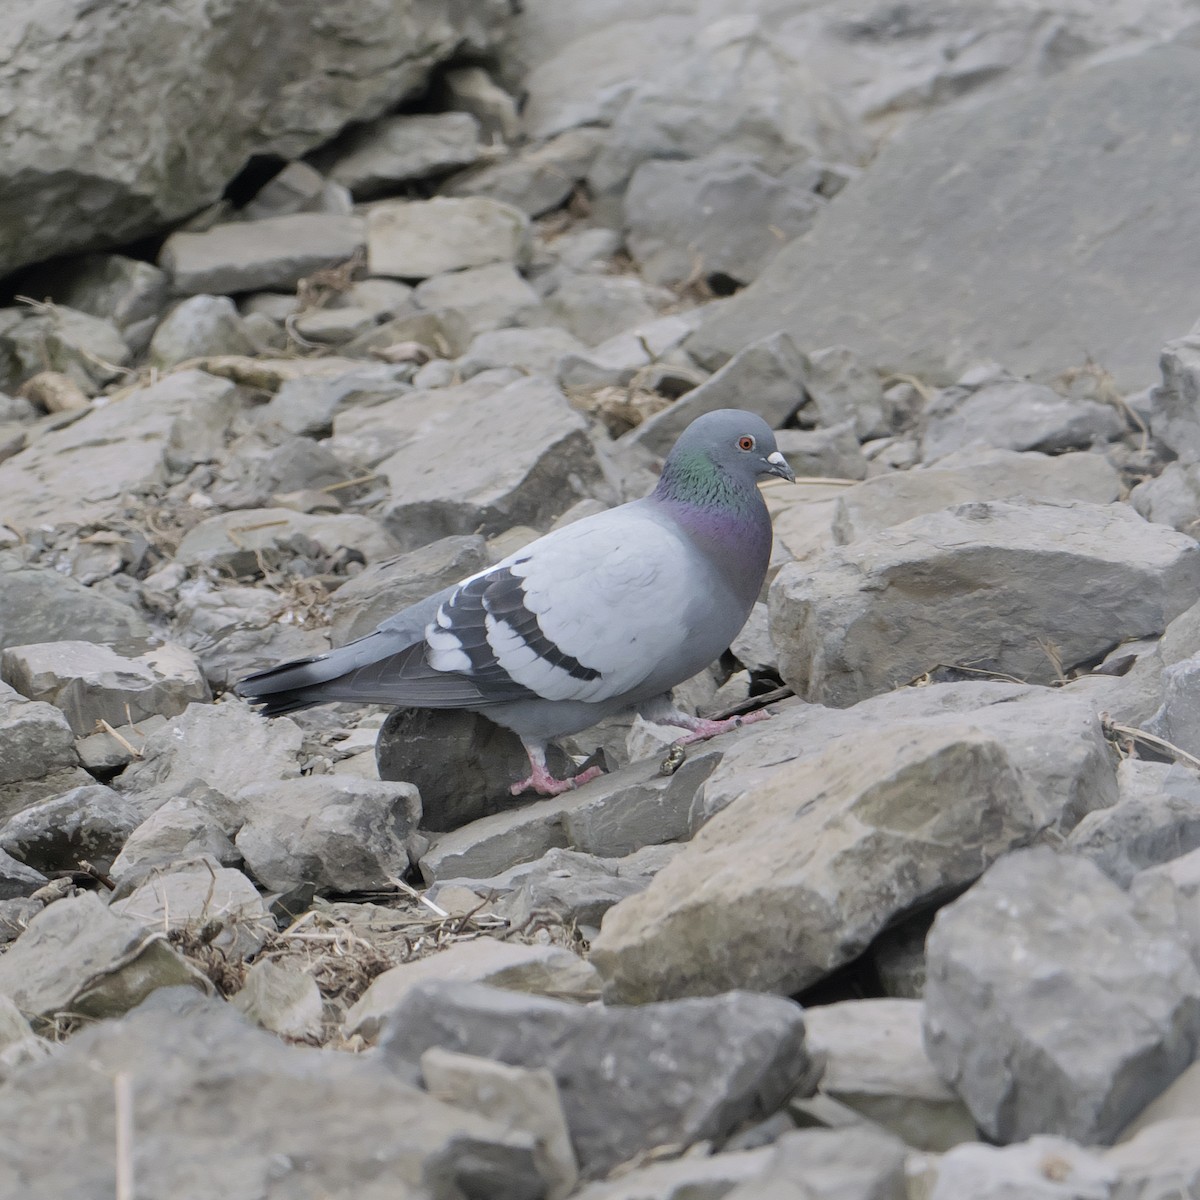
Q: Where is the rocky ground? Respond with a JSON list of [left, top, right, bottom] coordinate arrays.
[[2, 1, 1200, 1197]]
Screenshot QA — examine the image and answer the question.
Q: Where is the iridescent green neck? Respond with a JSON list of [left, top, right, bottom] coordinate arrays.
[[653, 447, 757, 514]]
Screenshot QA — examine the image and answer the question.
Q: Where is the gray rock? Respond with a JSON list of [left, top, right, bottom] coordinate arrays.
[[542, 272, 669, 347], [628, 333, 804, 457], [172, 582, 330, 690], [375, 707, 563, 833], [111, 857, 270, 959], [318, 112, 481, 198], [908, 1136, 1114, 1200], [770, 500, 1200, 708], [694, 685, 1116, 834], [0, 306, 130, 394], [1130, 461, 1200, 534], [418, 752, 720, 885], [0, 784, 142, 875], [1146, 318, 1200, 462], [375, 373, 605, 550], [209, 432, 357, 509], [0, 892, 212, 1023], [110, 795, 240, 879], [1067, 761, 1200, 887], [378, 981, 814, 1177], [455, 324, 589, 379], [413, 262, 543, 333], [289, 305, 379, 346], [25, 253, 169, 331], [330, 534, 489, 648], [832, 449, 1121, 543], [923, 847, 1200, 1145], [0, 682, 79, 791], [592, 689, 1118, 1002], [625, 152, 821, 288], [1, 640, 209, 736], [921, 377, 1126, 461], [0, 989, 546, 1200], [0, 0, 510, 278], [480, 845, 683, 933], [802, 346, 888, 440], [367, 196, 531, 279], [148, 295, 255, 368], [444, 127, 607, 217], [690, 47, 1200, 391], [441, 64, 519, 140], [346, 939, 601, 1043], [118, 701, 303, 805], [803, 999, 976, 1152], [1145, 653, 1200, 761], [0, 850, 46, 902], [1106, 1118, 1200, 1199], [262, 363, 408, 437], [725, 1126, 907, 1200], [239, 160, 349, 222], [583, 17, 867, 203], [235, 776, 421, 893], [0, 370, 238, 531], [572, 1147, 772, 1200], [775, 423, 869, 483], [557, 315, 703, 396], [422, 1046, 579, 1200], [160, 213, 365, 295], [730, 602, 776, 675], [231, 958, 323, 1041], [174, 507, 398, 575]]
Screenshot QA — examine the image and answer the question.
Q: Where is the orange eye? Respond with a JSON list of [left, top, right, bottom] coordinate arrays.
[[737, 435, 755, 451]]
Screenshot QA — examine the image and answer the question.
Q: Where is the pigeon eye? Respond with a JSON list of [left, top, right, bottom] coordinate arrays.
[[737, 435, 756, 451]]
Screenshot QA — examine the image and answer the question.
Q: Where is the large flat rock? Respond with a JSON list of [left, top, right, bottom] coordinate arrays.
[[689, 46, 1200, 390]]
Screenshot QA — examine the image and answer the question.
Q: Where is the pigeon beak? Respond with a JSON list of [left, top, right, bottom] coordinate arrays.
[[764, 450, 795, 483]]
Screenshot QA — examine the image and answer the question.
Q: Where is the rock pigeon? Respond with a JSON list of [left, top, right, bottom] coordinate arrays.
[[235, 408, 795, 795]]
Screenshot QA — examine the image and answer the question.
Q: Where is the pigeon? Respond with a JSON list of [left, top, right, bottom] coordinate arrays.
[[235, 408, 795, 796]]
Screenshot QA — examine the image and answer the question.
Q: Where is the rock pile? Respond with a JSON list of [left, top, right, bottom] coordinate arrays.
[[1, 0, 1200, 1196]]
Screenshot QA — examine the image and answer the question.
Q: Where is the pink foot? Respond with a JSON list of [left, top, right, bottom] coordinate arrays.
[[510, 762, 604, 797], [671, 708, 772, 747]]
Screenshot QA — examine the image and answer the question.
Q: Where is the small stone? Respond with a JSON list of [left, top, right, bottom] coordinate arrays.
[[111, 796, 240, 878], [444, 128, 607, 217], [0, 892, 212, 1023], [421, 1047, 579, 1200], [159, 213, 365, 294], [1, 640, 210, 736], [413, 262, 543, 333], [319, 112, 482, 198], [346, 939, 601, 1043], [921, 376, 1125, 461], [0, 784, 142, 875], [803, 999, 976, 1151], [628, 333, 804, 457], [148, 295, 255, 368], [110, 857, 270, 959], [234, 776, 422, 893], [231, 959, 324, 1040], [906, 1136, 1114, 1200], [367, 196, 531, 279], [775, 422, 869, 482]]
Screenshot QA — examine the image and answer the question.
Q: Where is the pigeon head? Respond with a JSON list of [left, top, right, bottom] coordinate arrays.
[[654, 409, 795, 507]]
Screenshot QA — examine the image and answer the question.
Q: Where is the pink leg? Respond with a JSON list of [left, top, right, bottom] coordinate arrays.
[[510, 742, 605, 797], [667, 708, 773, 746]]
